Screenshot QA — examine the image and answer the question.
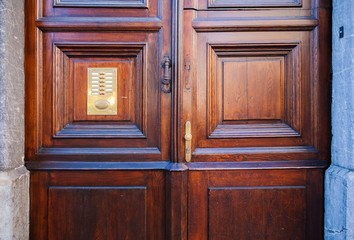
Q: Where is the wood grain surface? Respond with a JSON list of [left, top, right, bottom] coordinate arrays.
[[25, 0, 331, 238]]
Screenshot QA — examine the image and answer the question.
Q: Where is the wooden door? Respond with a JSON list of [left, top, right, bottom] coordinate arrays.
[[25, 0, 331, 239], [25, 0, 172, 239], [181, 0, 331, 239]]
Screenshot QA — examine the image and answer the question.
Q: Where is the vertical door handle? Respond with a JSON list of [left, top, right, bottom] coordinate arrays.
[[185, 121, 192, 162], [161, 55, 172, 93]]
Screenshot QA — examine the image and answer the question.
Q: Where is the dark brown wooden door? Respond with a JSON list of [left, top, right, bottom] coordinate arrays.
[[182, 0, 331, 239], [26, 0, 172, 239], [25, 0, 331, 239]]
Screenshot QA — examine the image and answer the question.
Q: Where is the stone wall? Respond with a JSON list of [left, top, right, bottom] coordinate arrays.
[[324, 0, 354, 239], [0, 0, 29, 239]]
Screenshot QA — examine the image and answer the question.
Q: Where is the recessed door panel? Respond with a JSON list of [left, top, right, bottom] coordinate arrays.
[[208, 187, 306, 240], [31, 171, 166, 240], [41, 0, 157, 18], [222, 59, 283, 121], [188, 169, 323, 240], [207, 0, 302, 8], [33, 30, 167, 161], [191, 0, 313, 10], [53, 0, 148, 8], [49, 187, 147, 240], [184, 30, 320, 162], [206, 41, 300, 140]]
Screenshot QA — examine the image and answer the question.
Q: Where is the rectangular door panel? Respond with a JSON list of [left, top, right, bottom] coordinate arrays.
[[31, 170, 166, 240], [190, 0, 313, 10], [41, 0, 158, 18], [188, 169, 323, 240], [48, 187, 147, 240], [53, 0, 148, 8], [207, 0, 302, 8], [208, 186, 306, 240]]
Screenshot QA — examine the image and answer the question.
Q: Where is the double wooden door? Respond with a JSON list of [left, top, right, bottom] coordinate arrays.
[[25, 0, 331, 239]]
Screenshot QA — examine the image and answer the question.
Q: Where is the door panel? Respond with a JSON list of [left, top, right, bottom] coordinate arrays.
[[40, 32, 162, 159], [197, 0, 305, 8], [222, 58, 283, 121], [186, 30, 318, 161], [31, 170, 166, 240], [188, 169, 324, 240], [49, 187, 147, 240], [208, 186, 306, 239], [42, 0, 158, 17]]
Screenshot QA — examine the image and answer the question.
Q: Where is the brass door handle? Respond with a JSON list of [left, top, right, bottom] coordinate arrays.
[[185, 121, 192, 162], [161, 55, 172, 93]]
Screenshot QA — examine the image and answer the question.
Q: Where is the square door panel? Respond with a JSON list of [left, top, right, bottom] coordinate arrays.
[[196, 33, 311, 141], [191, 31, 316, 158], [51, 42, 146, 139], [222, 58, 283, 121], [35, 31, 162, 161], [73, 60, 138, 122], [207, 43, 300, 139]]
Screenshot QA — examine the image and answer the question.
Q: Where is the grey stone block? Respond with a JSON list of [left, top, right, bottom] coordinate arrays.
[[332, 0, 353, 71], [325, 165, 354, 240], [331, 67, 354, 170], [0, 166, 29, 240], [0, 0, 25, 170], [331, 0, 354, 170]]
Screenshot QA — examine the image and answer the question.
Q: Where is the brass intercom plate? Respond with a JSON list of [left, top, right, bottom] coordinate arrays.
[[87, 68, 118, 115]]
